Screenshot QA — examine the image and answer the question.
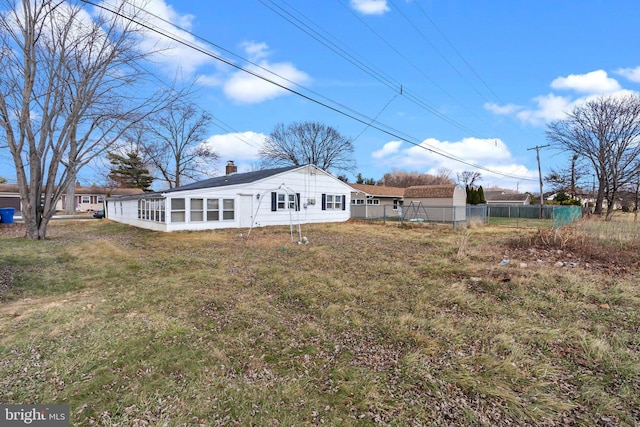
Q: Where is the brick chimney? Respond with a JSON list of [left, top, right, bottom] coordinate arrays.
[[225, 160, 237, 175]]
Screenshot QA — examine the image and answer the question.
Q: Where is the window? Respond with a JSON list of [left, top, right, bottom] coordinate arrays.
[[191, 198, 204, 222], [81, 196, 91, 204], [366, 199, 380, 205], [97, 196, 104, 203], [277, 193, 286, 210], [352, 199, 365, 205], [207, 199, 219, 221], [326, 195, 334, 209], [171, 198, 186, 222], [322, 194, 346, 210], [271, 192, 301, 211], [393, 199, 403, 210], [138, 198, 165, 222], [222, 199, 234, 220]]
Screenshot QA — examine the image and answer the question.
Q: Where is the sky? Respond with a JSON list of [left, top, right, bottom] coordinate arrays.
[[4, 0, 640, 193]]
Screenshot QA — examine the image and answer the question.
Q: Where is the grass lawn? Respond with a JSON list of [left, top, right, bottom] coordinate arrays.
[[1, 219, 639, 426]]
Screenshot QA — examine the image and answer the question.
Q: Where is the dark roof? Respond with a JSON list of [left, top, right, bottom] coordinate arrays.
[[404, 185, 459, 198], [0, 183, 142, 196], [164, 165, 300, 193], [349, 183, 405, 197]]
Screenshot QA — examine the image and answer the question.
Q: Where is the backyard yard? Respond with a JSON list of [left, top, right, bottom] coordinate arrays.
[[1, 218, 638, 426]]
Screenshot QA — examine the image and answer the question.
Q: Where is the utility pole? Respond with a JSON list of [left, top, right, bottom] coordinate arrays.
[[528, 144, 550, 218]]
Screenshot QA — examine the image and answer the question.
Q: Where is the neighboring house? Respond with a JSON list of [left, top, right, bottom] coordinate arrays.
[[484, 190, 532, 206], [403, 185, 467, 225], [61, 185, 144, 212], [107, 163, 353, 232], [0, 184, 21, 211], [349, 183, 405, 219], [0, 183, 143, 213]]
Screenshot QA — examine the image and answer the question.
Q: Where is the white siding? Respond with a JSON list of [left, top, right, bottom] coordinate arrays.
[[107, 165, 352, 232]]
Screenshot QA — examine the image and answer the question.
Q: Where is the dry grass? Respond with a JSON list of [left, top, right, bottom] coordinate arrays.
[[1, 219, 639, 426]]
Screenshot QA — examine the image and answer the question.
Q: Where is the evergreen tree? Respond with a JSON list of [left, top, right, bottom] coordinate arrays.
[[478, 186, 486, 203], [107, 151, 153, 191]]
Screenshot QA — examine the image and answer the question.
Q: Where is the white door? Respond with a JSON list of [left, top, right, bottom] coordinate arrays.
[[238, 194, 254, 227]]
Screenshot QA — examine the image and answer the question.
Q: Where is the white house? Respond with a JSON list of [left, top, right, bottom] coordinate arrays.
[[349, 183, 405, 219], [106, 163, 353, 232]]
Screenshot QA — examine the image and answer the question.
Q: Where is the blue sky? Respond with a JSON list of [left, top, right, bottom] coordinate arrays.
[[5, 0, 640, 193]]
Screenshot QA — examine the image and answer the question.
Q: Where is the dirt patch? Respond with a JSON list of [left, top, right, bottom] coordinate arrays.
[[508, 227, 640, 275], [0, 223, 25, 238]]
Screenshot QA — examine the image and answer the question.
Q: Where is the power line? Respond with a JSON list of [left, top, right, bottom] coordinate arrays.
[[333, 0, 496, 139], [261, 0, 489, 138], [80, 0, 535, 181]]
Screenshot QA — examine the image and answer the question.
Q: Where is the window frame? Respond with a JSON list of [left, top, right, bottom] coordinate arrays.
[[222, 198, 235, 220], [170, 198, 186, 223], [190, 198, 204, 222]]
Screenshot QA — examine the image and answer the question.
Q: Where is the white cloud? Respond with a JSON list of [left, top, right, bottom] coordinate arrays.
[[483, 102, 522, 115], [97, 0, 217, 75], [370, 136, 536, 190], [486, 69, 638, 126], [350, 0, 390, 15], [201, 131, 266, 161], [550, 70, 621, 94], [615, 66, 640, 83], [241, 41, 270, 61], [515, 94, 574, 125], [223, 43, 310, 104], [372, 140, 402, 158]]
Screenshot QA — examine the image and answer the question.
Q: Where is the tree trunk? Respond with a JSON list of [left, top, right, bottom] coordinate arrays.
[[64, 180, 76, 215]]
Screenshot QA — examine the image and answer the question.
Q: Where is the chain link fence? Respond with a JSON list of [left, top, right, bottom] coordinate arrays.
[[352, 203, 583, 228]]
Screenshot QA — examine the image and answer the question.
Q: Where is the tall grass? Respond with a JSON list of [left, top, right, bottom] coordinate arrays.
[[1, 220, 639, 426]]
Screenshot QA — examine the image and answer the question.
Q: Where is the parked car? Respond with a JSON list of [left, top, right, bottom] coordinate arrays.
[[93, 209, 105, 219]]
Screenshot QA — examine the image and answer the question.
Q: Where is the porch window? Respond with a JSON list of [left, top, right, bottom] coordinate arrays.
[[171, 198, 186, 222], [207, 199, 219, 221], [191, 198, 204, 222], [222, 199, 234, 220]]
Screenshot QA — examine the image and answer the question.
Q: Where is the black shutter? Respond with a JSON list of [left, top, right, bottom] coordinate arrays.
[[271, 192, 277, 211], [342, 195, 346, 210], [321, 193, 326, 210], [296, 193, 301, 211]]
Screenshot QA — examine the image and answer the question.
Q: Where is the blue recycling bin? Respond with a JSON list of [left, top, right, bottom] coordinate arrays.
[[0, 207, 15, 224]]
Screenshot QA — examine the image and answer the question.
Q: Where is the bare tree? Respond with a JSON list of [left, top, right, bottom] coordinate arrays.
[[544, 154, 589, 197], [143, 101, 218, 189], [0, 0, 171, 238], [456, 170, 482, 187], [546, 94, 640, 219], [378, 169, 454, 187], [260, 121, 356, 174]]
